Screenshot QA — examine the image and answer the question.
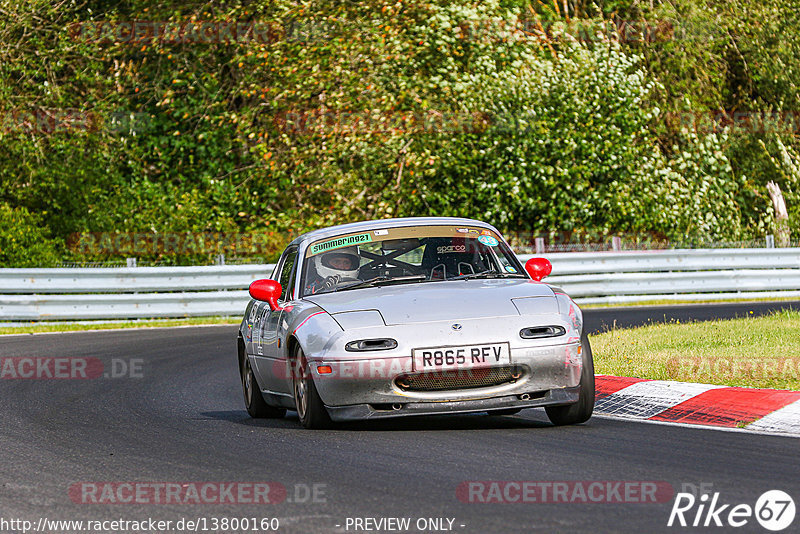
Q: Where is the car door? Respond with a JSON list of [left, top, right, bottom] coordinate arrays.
[[252, 247, 298, 395]]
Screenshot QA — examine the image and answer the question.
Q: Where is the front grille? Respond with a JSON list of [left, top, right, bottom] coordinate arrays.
[[395, 366, 523, 392]]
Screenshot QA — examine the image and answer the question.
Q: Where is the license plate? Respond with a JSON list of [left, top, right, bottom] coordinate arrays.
[[412, 342, 511, 371]]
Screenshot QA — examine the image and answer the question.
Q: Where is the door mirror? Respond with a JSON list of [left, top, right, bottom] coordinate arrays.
[[525, 257, 552, 281], [249, 279, 283, 310]]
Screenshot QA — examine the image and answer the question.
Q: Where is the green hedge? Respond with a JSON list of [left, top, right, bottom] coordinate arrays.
[[0, 0, 797, 266]]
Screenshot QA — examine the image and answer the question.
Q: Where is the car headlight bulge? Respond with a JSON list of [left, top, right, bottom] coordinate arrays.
[[554, 291, 583, 335]]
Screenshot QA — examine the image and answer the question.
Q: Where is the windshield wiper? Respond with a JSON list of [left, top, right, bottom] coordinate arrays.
[[337, 274, 427, 291], [449, 269, 526, 281]]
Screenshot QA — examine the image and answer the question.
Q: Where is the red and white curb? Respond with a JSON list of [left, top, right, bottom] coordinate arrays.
[[594, 375, 800, 436]]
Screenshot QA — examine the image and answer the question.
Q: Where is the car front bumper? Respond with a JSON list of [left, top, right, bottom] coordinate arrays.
[[325, 386, 580, 421], [310, 341, 582, 407]]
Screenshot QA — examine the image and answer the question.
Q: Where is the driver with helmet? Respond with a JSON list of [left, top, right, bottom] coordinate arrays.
[[304, 246, 361, 295]]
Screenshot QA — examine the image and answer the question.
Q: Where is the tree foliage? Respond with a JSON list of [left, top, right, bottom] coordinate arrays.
[[0, 0, 798, 265]]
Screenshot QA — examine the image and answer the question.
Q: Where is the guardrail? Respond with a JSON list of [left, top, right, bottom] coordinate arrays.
[[0, 265, 270, 293], [1, 248, 799, 320], [530, 249, 800, 304], [0, 265, 271, 321]]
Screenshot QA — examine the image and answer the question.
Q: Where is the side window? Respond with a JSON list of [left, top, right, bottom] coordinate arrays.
[[278, 249, 298, 301]]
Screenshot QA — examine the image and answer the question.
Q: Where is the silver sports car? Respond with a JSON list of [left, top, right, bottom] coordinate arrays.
[[237, 217, 594, 429]]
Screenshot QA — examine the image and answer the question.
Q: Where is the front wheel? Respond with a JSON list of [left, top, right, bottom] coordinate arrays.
[[242, 356, 286, 419], [545, 334, 595, 426], [292, 345, 333, 429]]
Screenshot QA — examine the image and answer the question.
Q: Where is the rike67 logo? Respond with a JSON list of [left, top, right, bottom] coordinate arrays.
[[668, 489, 795, 531]]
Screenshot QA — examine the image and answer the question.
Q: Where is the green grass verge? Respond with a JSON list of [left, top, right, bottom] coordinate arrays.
[[0, 316, 239, 335], [592, 309, 800, 390]]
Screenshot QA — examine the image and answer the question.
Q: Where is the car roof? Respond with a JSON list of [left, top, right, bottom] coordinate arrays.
[[288, 217, 501, 247]]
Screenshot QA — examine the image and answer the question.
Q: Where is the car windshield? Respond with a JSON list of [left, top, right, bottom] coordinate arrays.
[[300, 225, 525, 296]]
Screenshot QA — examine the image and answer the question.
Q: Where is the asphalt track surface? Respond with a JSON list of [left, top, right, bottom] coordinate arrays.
[[582, 299, 800, 334], [1, 304, 799, 534]]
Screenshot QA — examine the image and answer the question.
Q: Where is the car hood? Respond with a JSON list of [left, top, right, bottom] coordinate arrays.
[[303, 279, 557, 325]]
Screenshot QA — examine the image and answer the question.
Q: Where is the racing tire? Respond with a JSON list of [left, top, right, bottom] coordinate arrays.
[[545, 334, 595, 426], [292, 345, 333, 429], [242, 355, 286, 419]]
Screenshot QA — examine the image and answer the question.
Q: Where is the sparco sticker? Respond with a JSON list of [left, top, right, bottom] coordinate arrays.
[[437, 245, 467, 254]]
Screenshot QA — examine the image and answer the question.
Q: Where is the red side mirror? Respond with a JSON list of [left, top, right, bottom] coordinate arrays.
[[525, 257, 552, 281], [249, 279, 283, 310]]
